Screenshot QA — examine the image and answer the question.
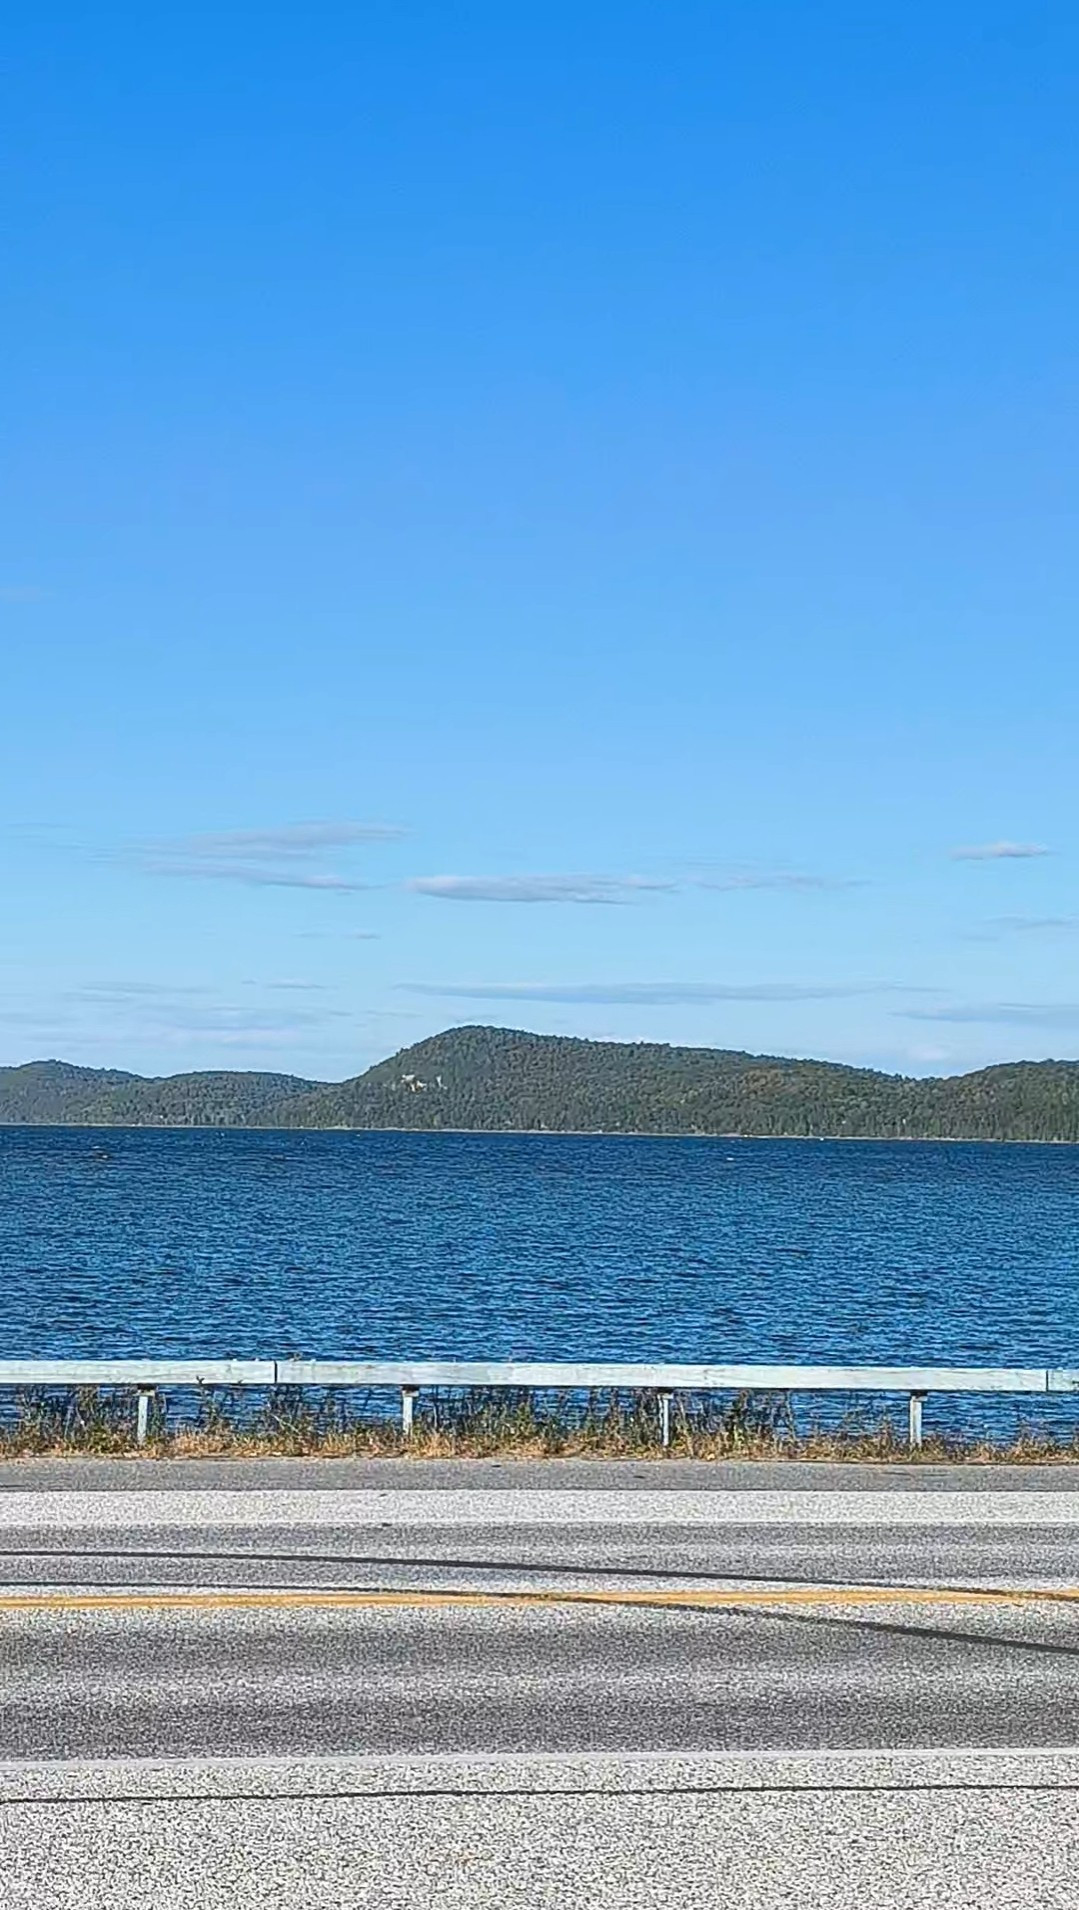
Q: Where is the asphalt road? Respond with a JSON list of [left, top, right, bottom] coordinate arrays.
[[5, 1461, 1079, 1904], [5, 1467, 1079, 1759]]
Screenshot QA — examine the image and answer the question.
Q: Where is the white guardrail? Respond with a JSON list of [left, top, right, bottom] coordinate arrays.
[[0, 1359, 1076, 1447]]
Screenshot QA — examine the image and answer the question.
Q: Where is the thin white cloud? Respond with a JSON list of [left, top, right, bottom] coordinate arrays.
[[257, 980, 327, 992], [0, 1008, 79, 1028], [407, 875, 674, 904], [149, 862, 369, 891], [59, 983, 348, 1035], [904, 1043, 956, 1066], [409, 868, 857, 903], [181, 822, 404, 858], [902, 1001, 1079, 1029], [977, 915, 1075, 937], [154, 1003, 348, 1034], [69, 983, 213, 1001], [950, 841, 1051, 861], [400, 980, 870, 1006], [692, 869, 862, 892], [137, 819, 404, 892]]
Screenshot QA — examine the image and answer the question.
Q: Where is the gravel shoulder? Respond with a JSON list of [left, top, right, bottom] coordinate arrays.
[[2, 1752, 1077, 1909]]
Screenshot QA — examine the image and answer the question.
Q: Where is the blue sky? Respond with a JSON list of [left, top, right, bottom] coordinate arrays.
[[3, 2, 1077, 1081]]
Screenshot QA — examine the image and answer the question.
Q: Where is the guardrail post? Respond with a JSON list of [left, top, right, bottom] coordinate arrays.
[[401, 1386, 418, 1438], [658, 1391, 673, 1450], [908, 1391, 926, 1451], [135, 1389, 153, 1447]]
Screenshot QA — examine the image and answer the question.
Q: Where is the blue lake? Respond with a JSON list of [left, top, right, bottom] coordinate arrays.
[[3, 1127, 1078, 1434]]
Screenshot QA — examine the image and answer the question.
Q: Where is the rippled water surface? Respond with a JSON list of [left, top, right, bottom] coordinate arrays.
[[3, 1127, 1078, 1375]]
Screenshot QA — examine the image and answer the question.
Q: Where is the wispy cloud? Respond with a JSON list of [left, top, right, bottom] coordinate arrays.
[[408, 868, 857, 903], [69, 982, 213, 1001], [0, 1007, 79, 1029], [400, 980, 870, 1006], [902, 1000, 1079, 1029], [158, 1003, 348, 1034], [152, 863, 369, 892], [692, 868, 862, 892], [61, 982, 346, 1035], [971, 915, 1075, 940], [161, 1006, 343, 1034], [407, 875, 674, 905], [138, 819, 404, 892], [0, 585, 47, 604], [181, 822, 403, 857], [257, 980, 327, 993], [950, 841, 1051, 861], [0, 985, 354, 1065]]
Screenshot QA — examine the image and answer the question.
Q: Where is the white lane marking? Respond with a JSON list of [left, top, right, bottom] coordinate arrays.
[[2, 1489, 1079, 1528]]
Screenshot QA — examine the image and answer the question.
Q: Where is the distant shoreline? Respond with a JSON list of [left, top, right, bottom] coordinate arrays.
[[1, 1121, 1076, 1146], [5, 1027, 1078, 1143]]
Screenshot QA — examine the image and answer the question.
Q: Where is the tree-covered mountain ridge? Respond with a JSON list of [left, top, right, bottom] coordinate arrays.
[[3, 1025, 1079, 1141]]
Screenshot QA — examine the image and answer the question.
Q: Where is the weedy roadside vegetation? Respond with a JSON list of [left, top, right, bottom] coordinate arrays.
[[2, 1384, 1079, 1462]]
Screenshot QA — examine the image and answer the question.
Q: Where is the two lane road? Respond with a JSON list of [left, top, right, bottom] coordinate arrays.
[[4, 1460, 1079, 1757], [4, 1458, 1079, 1903]]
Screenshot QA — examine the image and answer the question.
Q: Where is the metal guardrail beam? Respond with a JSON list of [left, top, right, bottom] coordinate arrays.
[[275, 1359, 1051, 1393], [0, 1359, 1069, 1450], [0, 1358, 1057, 1392], [0, 1360, 276, 1386]]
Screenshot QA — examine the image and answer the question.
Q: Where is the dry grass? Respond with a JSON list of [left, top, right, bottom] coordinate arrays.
[[2, 1384, 1079, 1463]]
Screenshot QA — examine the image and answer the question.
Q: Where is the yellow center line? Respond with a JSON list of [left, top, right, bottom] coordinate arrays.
[[1, 1585, 1079, 1615]]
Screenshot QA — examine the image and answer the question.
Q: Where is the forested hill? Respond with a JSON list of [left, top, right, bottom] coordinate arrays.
[[277, 1026, 1079, 1141], [4, 1026, 1079, 1140], [0, 1061, 317, 1127]]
